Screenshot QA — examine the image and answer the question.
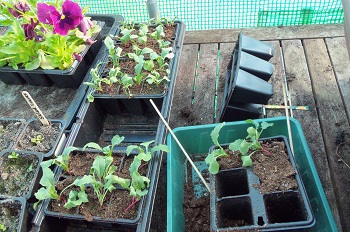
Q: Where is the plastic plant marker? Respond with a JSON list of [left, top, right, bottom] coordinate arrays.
[[21, 91, 50, 126], [149, 99, 211, 193]]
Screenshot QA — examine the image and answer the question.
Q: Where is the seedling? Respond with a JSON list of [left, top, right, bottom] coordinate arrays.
[[205, 122, 229, 174], [8, 151, 19, 159], [66, 156, 130, 209], [104, 36, 123, 67], [40, 146, 77, 173], [0, 223, 6, 231], [34, 166, 59, 210], [146, 70, 170, 86], [150, 24, 165, 40], [229, 119, 273, 167], [31, 134, 43, 145], [83, 134, 124, 156]]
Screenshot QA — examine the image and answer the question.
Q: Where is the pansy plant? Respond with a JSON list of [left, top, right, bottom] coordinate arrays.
[[0, 0, 101, 70]]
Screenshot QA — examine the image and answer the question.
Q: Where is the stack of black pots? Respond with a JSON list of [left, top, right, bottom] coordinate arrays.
[[220, 33, 275, 122]]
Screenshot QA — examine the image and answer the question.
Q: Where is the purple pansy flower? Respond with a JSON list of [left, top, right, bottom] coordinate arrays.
[[23, 18, 38, 40], [8, 1, 30, 18], [37, 0, 83, 36], [79, 17, 94, 35]]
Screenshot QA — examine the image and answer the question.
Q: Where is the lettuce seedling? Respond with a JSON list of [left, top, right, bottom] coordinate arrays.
[[83, 134, 124, 156], [229, 120, 273, 167], [150, 25, 165, 40], [8, 151, 19, 159], [205, 122, 228, 174], [146, 70, 170, 86], [31, 134, 43, 145]]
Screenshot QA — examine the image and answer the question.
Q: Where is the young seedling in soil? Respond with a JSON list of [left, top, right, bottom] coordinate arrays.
[[7, 151, 18, 159], [125, 140, 169, 211], [0, 223, 5, 231], [229, 119, 273, 167], [64, 155, 130, 210], [83, 134, 124, 156], [40, 146, 77, 174], [31, 134, 43, 145], [205, 122, 229, 174]]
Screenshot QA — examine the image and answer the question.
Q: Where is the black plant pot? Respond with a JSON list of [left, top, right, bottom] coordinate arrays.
[[0, 197, 28, 232], [12, 119, 66, 159], [0, 118, 26, 152], [220, 102, 262, 122], [0, 22, 105, 89], [0, 150, 43, 200], [89, 20, 186, 115], [210, 136, 315, 231], [238, 33, 275, 61]]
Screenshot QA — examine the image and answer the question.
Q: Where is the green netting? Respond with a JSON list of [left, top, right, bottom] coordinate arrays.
[[80, 0, 343, 30]]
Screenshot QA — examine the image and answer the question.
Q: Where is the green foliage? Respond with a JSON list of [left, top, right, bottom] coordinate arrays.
[[31, 134, 43, 145], [83, 134, 125, 156], [0, 223, 6, 231], [0, 0, 100, 70], [228, 119, 274, 167], [34, 165, 59, 210], [8, 151, 19, 159], [204, 122, 228, 174]]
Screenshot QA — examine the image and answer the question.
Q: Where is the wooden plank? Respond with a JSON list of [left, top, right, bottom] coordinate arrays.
[[169, 44, 199, 128], [215, 42, 235, 122], [185, 24, 344, 44], [192, 43, 218, 125], [264, 41, 285, 118], [326, 37, 350, 123], [283, 39, 342, 230], [304, 38, 350, 231]]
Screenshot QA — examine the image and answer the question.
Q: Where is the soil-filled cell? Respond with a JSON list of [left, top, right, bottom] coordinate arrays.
[[215, 168, 249, 198], [264, 191, 308, 223], [217, 196, 253, 228]]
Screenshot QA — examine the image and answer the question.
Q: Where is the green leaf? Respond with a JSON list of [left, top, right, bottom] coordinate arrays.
[[91, 156, 113, 179], [229, 139, 244, 152], [211, 122, 225, 146], [261, 121, 274, 130], [129, 157, 141, 174], [25, 58, 40, 70], [246, 119, 259, 129], [205, 152, 215, 165], [151, 144, 170, 153], [87, 93, 95, 103], [105, 175, 130, 189], [135, 62, 143, 75], [104, 36, 114, 50], [136, 152, 151, 162], [111, 134, 124, 148], [126, 145, 139, 156], [241, 155, 253, 167], [143, 60, 154, 71], [83, 142, 103, 152], [209, 159, 220, 174], [240, 140, 251, 155], [142, 47, 154, 54]]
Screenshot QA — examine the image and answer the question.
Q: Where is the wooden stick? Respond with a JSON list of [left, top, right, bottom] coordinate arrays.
[[21, 91, 50, 126], [282, 85, 294, 154], [263, 105, 309, 111], [149, 99, 211, 193]]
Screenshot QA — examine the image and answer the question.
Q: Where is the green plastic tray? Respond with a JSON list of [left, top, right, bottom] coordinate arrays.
[[167, 116, 337, 232]]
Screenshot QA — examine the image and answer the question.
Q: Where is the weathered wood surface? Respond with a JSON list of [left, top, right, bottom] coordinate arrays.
[[303, 38, 350, 231], [282, 39, 342, 229], [168, 27, 350, 232], [185, 24, 345, 44]]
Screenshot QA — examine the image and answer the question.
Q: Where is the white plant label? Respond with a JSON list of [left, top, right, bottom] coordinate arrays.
[[21, 91, 50, 126]]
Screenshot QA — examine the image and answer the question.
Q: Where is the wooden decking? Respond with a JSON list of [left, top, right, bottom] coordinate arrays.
[[168, 23, 349, 232]]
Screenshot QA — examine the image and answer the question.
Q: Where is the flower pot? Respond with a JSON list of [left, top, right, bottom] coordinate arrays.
[[226, 68, 273, 104], [0, 118, 26, 152], [209, 136, 315, 231], [0, 21, 105, 89], [220, 102, 262, 122], [0, 150, 43, 200], [12, 119, 66, 158], [167, 117, 338, 232], [87, 20, 186, 115], [0, 197, 28, 232], [238, 33, 275, 61]]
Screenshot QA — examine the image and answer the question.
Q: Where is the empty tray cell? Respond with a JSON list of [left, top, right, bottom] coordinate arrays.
[[264, 191, 308, 223], [216, 196, 253, 228], [215, 168, 249, 198]]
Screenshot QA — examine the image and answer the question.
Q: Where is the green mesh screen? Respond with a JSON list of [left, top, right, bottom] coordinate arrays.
[[79, 0, 344, 31]]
